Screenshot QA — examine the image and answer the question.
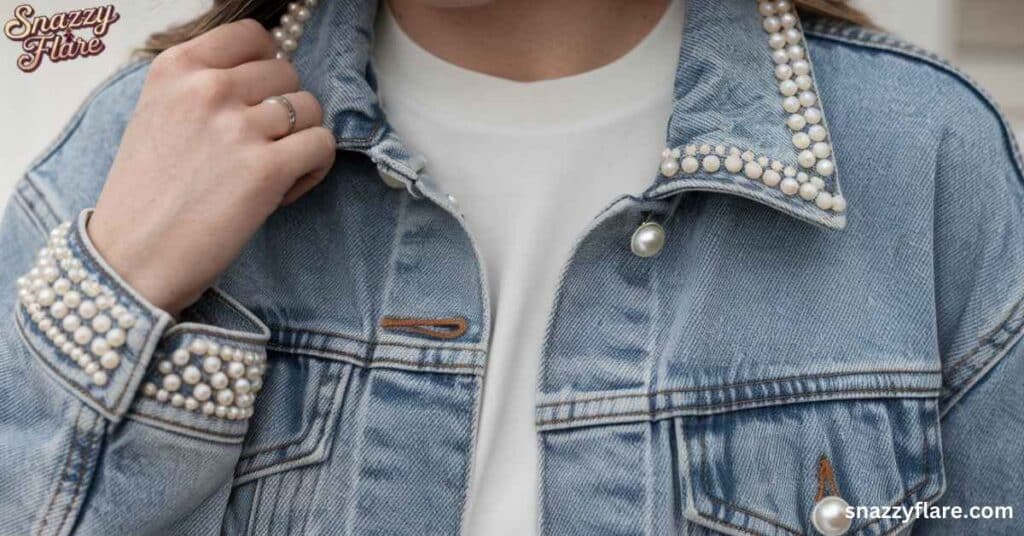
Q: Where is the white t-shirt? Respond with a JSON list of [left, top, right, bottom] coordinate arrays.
[[372, 2, 683, 533]]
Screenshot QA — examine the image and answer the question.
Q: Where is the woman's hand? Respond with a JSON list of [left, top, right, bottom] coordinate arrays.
[[88, 19, 336, 317]]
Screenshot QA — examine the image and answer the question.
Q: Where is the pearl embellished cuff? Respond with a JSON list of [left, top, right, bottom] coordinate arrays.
[[14, 210, 270, 431]]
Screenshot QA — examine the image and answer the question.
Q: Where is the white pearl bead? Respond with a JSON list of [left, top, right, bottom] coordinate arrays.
[[226, 361, 246, 379], [779, 80, 798, 96], [162, 374, 182, 392], [90, 338, 110, 357], [702, 155, 721, 173], [281, 38, 298, 52], [815, 191, 834, 210], [216, 389, 235, 406], [808, 125, 828, 142], [202, 356, 222, 374], [171, 393, 185, 407], [158, 360, 173, 374], [189, 339, 209, 355], [180, 365, 200, 385], [799, 182, 819, 200], [228, 407, 242, 420], [92, 371, 108, 386], [202, 402, 216, 416], [787, 114, 807, 131], [787, 45, 805, 60], [104, 327, 125, 348], [780, 13, 797, 29], [233, 378, 252, 394], [91, 314, 111, 333], [776, 1, 792, 13], [795, 74, 812, 91], [771, 49, 789, 65], [762, 169, 782, 187], [804, 107, 823, 125], [758, 2, 776, 16], [717, 153, 742, 174], [798, 90, 817, 107], [744, 161, 763, 180], [659, 158, 679, 177], [49, 302, 69, 319], [185, 398, 199, 411], [782, 96, 801, 113], [247, 366, 263, 381], [792, 59, 810, 76], [236, 393, 254, 408], [156, 389, 169, 402], [784, 28, 801, 45], [810, 176, 826, 189], [53, 278, 70, 294], [36, 289, 56, 306], [215, 406, 228, 418], [210, 372, 229, 389], [680, 156, 699, 174], [295, 7, 311, 21], [142, 382, 158, 397], [774, 64, 792, 80], [193, 383, 212, 402], [812, 142, 832, 159], [768, 33, 786, 50], [792, 132, 811, 149], [780, 177, 800, 195], [100, 351, 120, 370], [763, 16, 781, 33], [78, 300, 97, 319], [172, 349, 191, 366], [815, 159, 835, 176], [84, 361, 100, 374], [798, 150, 816, 168], [831, 195, 847, 213], [73, 326, 92, 345]]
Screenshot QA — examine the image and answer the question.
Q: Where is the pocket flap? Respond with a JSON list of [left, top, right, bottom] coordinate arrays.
[[677, 398, 945, 535]]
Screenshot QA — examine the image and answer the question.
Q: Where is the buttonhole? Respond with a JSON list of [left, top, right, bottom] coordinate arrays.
[[380, 316, 468, 340]]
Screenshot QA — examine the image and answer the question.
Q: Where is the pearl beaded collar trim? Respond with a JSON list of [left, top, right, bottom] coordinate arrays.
[[658, 0, 846, 214], [17, 222, 137, 387], [271, 0, 319, 60], [140, 337, 266, 420]]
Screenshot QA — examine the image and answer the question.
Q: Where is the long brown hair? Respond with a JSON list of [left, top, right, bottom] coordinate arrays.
[[140, 0, 873, 57]]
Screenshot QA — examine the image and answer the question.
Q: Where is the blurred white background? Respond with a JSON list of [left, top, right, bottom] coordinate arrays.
[[0, 0, 1022, 203]]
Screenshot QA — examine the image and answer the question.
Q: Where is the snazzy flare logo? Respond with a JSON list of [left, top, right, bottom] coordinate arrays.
[[3, 4, 120, 72]]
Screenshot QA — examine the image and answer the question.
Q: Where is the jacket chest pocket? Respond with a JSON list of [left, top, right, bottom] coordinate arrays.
[[232, 351, 352, 485], [678, 396, 945, 536]]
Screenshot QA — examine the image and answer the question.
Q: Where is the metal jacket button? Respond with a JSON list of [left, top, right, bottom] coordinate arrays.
[[812, 496, 852, 536], [630, 222, 665, 257]]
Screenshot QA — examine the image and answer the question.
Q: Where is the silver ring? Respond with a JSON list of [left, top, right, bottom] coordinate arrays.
[[263, 95, 297, 135]]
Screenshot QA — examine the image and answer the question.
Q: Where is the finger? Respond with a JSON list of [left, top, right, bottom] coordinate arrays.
[[281, 168, 330, 206], [182, 19, 275, 68], [229, 59, 300, 105], [249, 91, 323, 139], [265, 126, 336, 195]]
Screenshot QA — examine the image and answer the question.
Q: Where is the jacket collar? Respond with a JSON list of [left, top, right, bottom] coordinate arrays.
[[291, 0, 846, 229]]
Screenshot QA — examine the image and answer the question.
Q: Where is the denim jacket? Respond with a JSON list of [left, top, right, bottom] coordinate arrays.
[[2, 0, 1023, 534]]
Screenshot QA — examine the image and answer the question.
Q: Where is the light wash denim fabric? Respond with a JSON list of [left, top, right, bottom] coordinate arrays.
[[1, 0, 1023, 535]]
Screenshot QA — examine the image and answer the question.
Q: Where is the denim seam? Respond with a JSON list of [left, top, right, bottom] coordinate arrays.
[[267, 324, 487, 353], [36, 405, 81, 536], [536, 369, 941, 409], [802, 24, 1024, 182], [265, 342, 485, 375], [536, 387, 941, 428], [237, 362, 340, 460], [234, 365, 349, 484], [122, 412, 245, 443], [943, 293, 1024, 388], [55, 412, 102, 536], [11, 190, 50, 237]]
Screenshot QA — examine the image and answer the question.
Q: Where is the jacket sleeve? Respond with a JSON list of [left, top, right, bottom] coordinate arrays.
[[912, 75, 1024, 534], [0, 62, 270, 536]]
